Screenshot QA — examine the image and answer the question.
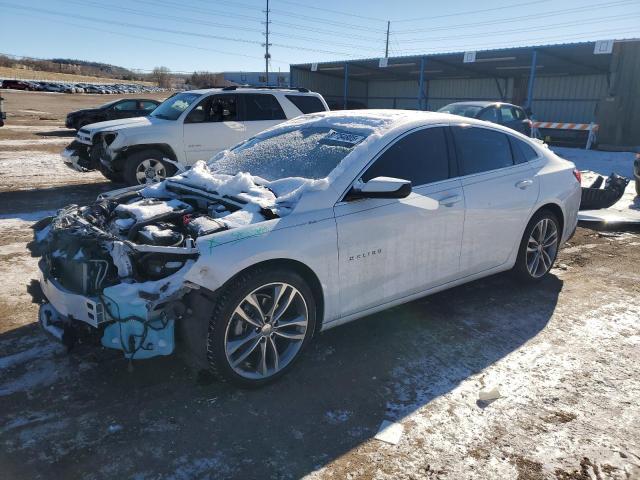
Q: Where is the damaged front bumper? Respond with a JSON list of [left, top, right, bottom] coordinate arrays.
[[61, 140, 95, 172], [38, 262, 187, 359]]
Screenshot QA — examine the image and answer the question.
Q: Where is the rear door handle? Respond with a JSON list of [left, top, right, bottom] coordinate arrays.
[[439, 194, 462, 207], [515, 179, 534, 189]]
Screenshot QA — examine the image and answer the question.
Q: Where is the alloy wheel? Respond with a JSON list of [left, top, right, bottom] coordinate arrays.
[[526, 218, 558, 278], [224, 282, 309, 380], [135, 158, 166, 184]]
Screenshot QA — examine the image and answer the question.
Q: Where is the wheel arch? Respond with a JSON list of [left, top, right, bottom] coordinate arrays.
[[532, 202, 565, 238], [219, 258, 326, 335], [122, 143, 178, 161]]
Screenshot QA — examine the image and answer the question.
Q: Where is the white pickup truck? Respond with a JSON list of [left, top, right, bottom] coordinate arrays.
[[62, 87, 329, 185]]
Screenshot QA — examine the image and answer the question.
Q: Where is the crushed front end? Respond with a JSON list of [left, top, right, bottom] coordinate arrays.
[[30, 181, 246, 360]]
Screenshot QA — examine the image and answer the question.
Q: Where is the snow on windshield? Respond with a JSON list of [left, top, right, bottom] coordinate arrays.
[[208, 111, 410, 182], [210, 126, 362, 182]]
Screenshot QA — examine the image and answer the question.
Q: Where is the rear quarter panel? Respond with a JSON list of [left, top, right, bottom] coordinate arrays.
[[530, 151, 581, 244]]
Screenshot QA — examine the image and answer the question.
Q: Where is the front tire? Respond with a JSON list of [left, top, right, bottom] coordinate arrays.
[[123, 149, 175, 186], [206, 268, 316, 388], [513, 210, 560, 283]]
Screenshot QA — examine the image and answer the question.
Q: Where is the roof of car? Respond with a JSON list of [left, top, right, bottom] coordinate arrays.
[[444, 101, 522, 108], [186, 87, 318, 95], [276, 109, 500, 135]]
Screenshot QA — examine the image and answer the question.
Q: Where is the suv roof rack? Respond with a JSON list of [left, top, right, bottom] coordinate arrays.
[[221, 85, 310, 93]]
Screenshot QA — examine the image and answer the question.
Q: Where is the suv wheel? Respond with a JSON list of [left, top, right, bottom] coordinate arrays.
[[123, 149, 175, 185], [206, 268, 316, 388], [513, 210, 560, 282]]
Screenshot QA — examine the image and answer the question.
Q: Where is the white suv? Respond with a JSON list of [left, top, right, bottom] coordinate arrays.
[[62, 87, 329, 185]]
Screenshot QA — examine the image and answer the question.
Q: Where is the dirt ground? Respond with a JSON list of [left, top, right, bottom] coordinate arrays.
[[1, 92, 640, 480]]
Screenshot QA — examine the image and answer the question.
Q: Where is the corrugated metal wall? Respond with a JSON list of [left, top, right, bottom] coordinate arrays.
[[366, 78, 512, 110], [428, 78, 513, 110], [290, 67, 367, 105], [292, 44, 640, 146], [529, 74, 607, 123], [597, 41, 640, 146]]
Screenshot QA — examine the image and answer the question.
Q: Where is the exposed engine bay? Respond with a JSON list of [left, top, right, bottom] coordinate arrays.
[[31, 172, 280, 360]]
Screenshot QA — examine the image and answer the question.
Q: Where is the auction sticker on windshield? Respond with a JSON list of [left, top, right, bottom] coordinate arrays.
[[321, 130, 366, 147]]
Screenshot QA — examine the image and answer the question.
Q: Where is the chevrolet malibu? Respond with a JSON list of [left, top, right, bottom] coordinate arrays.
[[32, 110, 581, 387]]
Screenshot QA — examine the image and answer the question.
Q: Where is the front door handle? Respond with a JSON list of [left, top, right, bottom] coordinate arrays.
[[515, 179, 534, 189], [439, 194, 462, 207]]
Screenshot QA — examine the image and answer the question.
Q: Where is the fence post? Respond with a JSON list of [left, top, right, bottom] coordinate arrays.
[[525, 48, 538, 110], [343, 63, 349, 110], [417, 56, 425, 110]]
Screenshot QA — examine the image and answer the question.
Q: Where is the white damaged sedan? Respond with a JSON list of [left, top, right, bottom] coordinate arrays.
[[32, 110, 581, 387]]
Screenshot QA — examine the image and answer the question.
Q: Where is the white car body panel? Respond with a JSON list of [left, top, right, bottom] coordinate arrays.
[[178, 111, 581, 332]]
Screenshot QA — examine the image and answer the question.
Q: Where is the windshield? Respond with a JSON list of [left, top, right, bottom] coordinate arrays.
[[438, 104, 483, 118], [99, 99, 120, 109], [209, 126, 367, 181], [151, 92, 202, 120]]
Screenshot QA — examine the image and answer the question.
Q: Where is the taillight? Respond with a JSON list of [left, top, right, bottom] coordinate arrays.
[[573, 169, 582, 184]]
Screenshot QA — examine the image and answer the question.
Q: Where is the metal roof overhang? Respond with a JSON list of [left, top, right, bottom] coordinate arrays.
[[290, 41, 622, 81]]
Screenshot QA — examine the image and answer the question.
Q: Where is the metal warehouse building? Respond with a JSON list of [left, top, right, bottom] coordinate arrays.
[[290, 39, 640, 147]]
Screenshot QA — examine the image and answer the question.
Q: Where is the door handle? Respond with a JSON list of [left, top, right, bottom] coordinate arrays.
[[439, 194, 462, 207], [515, 179, 534, 189]]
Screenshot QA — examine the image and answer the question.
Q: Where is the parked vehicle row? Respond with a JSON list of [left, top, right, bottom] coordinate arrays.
[[1, 79, 166, 94]]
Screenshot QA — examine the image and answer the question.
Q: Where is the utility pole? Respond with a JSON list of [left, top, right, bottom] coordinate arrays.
[[263, 0, 271, 85], [385, 21, 390, 58]]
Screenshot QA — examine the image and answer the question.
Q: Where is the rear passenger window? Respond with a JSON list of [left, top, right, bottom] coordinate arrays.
[[478, 108, 498, 122], [500, 106, 516, 122], [362, 127, 449, 186], [244, 94, 286, 121], [285, 95, 326, 114], [509, 136, 539, 163], [452, 126, 514, 175]]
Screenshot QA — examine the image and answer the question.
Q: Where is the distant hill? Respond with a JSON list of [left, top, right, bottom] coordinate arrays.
[[0, 54, 148, 82]]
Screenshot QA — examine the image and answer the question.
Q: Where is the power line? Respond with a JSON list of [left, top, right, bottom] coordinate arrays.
[[1, 11, 287, 66], [392, 0, 551, 23], [396, 12, 640, 45], [189, 0, 388, 33], [393, 27, 640, 55], [64, 0, 264, 34], [131, 0, 384, 43], [393, 0, 636, 34], [0, 3, 364, 57], [274, 0, 387, 22]]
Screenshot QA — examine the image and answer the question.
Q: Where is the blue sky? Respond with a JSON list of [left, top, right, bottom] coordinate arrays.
[[0, 0, 639, 73]]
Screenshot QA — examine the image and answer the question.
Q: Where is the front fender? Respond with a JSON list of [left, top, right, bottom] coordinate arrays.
[[183, 211, 340, 322]]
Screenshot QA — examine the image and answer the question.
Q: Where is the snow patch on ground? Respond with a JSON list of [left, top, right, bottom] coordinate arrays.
[[0, 150, 103, 188], [552, 146, 635, 178], [0, 138, 70, 146]]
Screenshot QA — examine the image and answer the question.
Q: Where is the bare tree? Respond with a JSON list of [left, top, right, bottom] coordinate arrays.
[[151, 66, 172, 88]]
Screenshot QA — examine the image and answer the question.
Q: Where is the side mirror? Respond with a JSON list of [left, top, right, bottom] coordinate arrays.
[[348, 176, 412, 200]]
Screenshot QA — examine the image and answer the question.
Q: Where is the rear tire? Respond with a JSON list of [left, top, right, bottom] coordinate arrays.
[[512, 210, 561, 283], [123, 149, 176, 186], [206, 267, 316, 388]]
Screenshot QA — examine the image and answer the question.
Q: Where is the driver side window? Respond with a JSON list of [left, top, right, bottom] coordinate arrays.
[[185, 95, 238, 123], [362, 127, 450, 187]]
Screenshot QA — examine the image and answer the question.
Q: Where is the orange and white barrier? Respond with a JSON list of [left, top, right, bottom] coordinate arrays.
[[531, 122, 599, 150]]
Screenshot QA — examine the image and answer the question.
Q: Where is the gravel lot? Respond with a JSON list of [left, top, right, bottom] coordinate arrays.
[[1, 91, 639, 480]]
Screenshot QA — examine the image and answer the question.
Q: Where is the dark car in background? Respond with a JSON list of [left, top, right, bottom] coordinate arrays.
[[1, 79, 35, 91], [65, 98, 161, 130], [438, 101, 532, 136]]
